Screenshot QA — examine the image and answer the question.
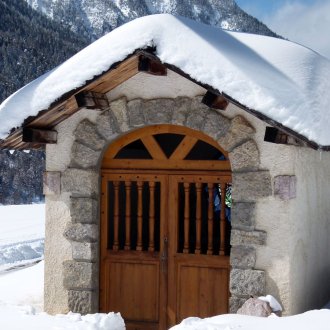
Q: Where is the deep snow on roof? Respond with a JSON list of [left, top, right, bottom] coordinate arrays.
[[0, 14, 330, 146]]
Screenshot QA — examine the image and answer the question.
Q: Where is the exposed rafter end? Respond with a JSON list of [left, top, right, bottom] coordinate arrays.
[[75, 91, 109, 110], [138, 55, 167, 76], [202, 91, 229, 110], [22, 128, 57, 144], [264, 127, 304, 146]]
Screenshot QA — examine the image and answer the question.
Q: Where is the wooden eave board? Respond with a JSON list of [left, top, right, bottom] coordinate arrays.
[[0, 55, 140, 149]]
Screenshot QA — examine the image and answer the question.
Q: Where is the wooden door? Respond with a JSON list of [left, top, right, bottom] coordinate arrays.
[[100, 125, 231, 330], [100, 173, 168, 330], [167, 174, 231, 327]]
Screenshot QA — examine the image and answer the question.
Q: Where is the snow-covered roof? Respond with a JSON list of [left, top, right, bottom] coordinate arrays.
[[1, 14, 330, 147]]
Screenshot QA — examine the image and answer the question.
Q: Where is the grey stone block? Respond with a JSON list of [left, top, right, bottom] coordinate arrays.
[[230, 268, 265, 296], [96, 109, 119, 139], [62, 168, 98, 197], [229, 296, 248, 313], [203, 110, 231, 140], [274, 175, 297, 200], [72, 242, 98, 262], [230, 140, 259, 172], [74, 119, 105, 151], [231, 229, 267, 246], [110, 97, 129, 132], [68, 290, 97, 314], [63, 260, 97, 289], [127, 99, 146, 127], [231, 202, 256, 230], [230, 246, 256, 268], [64, 223, 98, 243], [70, 142, 100, 169], [71, 197, 98, 224], [218, 115, 255, 151], [171, 97, 191, 125], [144, 99, 173, 124], [237, 297, 272, 317], [185, 111, 205, 130], [232, 171, 272, 202]]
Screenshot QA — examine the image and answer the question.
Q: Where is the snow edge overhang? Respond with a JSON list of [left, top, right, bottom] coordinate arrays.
[[0, 49, 325, 151]]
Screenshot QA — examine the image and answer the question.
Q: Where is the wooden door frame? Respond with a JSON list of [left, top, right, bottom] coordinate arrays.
[[100, 124, 232, 329]]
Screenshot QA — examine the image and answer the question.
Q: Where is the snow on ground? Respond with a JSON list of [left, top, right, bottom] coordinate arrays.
[[0, 204, 45, 272], [1, 203, 330, 329], [0, 204, 125, 329], [170, 310, 330, 330], [0, 14, 330, 146]]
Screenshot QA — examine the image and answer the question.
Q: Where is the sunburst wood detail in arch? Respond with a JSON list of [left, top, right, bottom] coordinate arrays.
[[102, 125, 231, 171]]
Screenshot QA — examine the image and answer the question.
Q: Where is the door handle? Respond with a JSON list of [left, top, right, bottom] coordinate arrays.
[[161, 236, 168, 273]]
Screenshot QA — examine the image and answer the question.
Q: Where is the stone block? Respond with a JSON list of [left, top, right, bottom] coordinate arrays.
[[171, 97, 190, 125], [230, 268, 265, 296], [230, 246, 256, 268], [274, 175, 297, 200], [230, 140, 259, 172], [231, 202, 256, 229], [127, 99, 146, 127], [185, 111, 205, 130], [232, 171, 272, 202], [231, 229, 267, 246], [64, 223, 98, 243], [71, 197, 98, 224], [72, 242, 98, 262], [144, 99, 173, 124], [62, 168, 98, 197], [43, 171, 61, 195], [218, 115, 255, 151], [237, 297, 272, 317], [70, 142, 100, 169], [74, 119, 105, 151], [63, 260, 97, 289], [203, 110, 231, 140], [68, 290, 97, 314], [229, 296, 248, 313], [96, 109, 119, 139], [110, 97, 129, 132]]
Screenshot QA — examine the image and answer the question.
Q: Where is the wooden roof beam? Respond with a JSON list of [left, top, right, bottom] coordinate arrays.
[[75, 91, 109, 110], [202, 91, 229, 111], [22, 128, 57, 144], [138, 55, 167, 76]]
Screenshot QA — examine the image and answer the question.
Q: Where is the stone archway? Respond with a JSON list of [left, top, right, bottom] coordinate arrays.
[[61, 96, 271, 314]]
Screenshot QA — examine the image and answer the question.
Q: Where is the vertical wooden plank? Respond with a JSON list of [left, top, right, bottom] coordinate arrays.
[[195, 182, 202, 254], [113, 181, 120, 251], [183, 182, 190, 254], [137, 181, 143, 251], [99, 174, 108, 311], [220, 183, 226, 255], [125, 180, 131, 250], [207, 183, 213, 255], [149, 181, 156, 252]]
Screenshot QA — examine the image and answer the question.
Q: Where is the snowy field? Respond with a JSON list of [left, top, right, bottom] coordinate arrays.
[[1, 204, 330, 329]]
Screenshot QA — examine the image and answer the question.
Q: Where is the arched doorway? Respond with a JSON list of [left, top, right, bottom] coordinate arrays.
[[100, 125, 232, 330]]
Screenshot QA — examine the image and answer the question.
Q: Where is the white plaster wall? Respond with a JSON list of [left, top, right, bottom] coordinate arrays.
[[45, 109, 101, 314], [288, 148, 330, 313]]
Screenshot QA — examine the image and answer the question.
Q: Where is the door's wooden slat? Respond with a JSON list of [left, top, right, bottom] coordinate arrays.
[[220, 184, 226, 256], [169, 136, 198, 160], [137, 181, 143, 251], [195, 182, 202, 254], [141, 135, 167, 160], [183, 182, 190, 254], [125, 181, 131, 250], [113, 181, 120, 251], [207, 183, 214, 255], [149, 181, 156, 252]]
